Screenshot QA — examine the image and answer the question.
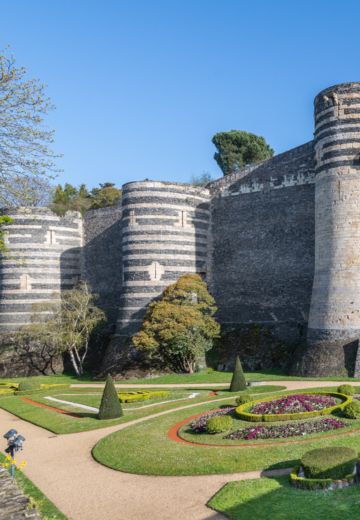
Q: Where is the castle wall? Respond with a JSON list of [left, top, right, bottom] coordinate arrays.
[[0, 208, 82, 333], [208, 143, 315, 367], [303, 82, 360, 375], [83, 206, 123, 328]]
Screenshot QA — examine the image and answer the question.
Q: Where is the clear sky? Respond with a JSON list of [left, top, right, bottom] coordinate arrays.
[[1, 0, 360, 188]]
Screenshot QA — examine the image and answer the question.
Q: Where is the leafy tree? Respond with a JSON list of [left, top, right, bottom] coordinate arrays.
[[191, 172, 213, 187], [98, 374, 123, 419], [51, 182, 122, 215], [0, 215, 13, 252], [19, 282, 106, 376], [229, 355, 247, 392], [89, 183, 122, 209], [0, 48, 59, 206], [212, 130, 274, 176], [132, 274, 220, 373]]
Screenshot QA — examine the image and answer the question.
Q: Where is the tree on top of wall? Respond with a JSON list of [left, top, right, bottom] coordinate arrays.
[[212, 130, 274, 176]]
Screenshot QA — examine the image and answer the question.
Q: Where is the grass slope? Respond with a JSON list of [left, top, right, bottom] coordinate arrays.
[[208, 476, 360, 520], [92, 387, 360, 476], [0, 453, 67, 519]]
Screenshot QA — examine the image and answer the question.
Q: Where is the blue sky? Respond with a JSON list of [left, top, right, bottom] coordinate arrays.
[[1, 0, 360, 188]]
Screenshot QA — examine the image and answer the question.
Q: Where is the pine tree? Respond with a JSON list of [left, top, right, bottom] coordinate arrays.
[[229, 355, 247, 392], [98, 375, 123, 420]]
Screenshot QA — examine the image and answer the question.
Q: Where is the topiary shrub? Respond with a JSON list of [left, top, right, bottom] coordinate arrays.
[[98, 375, 123, 420], [301, 447, 357, 480], [229, 355, 247, 392], [235, 393, 252, 406], [343, 400, 360, 419], [337, 384, 355, 396], [17, 380, 41, 392], [206, 415, 233, 434]]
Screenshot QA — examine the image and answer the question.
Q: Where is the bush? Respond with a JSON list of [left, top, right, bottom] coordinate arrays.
[[337, 384, 355, 396], [289, 467, 355, 490], [235, 393, 252, 406], [118, 390, 169, 403], [343, 400, 360, 419], [17, 380, 41, 392], [206, 415, 233, 434], [301, 447, 357, 480], [229, 356, 247, 392], [98, 375, 123, 420]]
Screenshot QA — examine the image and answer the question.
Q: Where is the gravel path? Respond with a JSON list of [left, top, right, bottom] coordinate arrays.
[[2, 379, 360, 520]]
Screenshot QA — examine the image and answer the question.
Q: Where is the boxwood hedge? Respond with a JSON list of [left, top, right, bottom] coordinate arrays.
[[235, 392, 352, 422], [301, 447, 357, 480]]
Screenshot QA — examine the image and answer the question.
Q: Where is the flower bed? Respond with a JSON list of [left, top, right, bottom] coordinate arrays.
[[224, 417, 346, 440], [190, 407, 234, 433], [250, 394, 336, 415], [235, 392, 352, 422]]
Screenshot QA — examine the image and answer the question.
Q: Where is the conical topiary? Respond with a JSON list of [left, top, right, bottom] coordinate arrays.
[[229, 355, 247, 392], [98, 374, 123, 420]]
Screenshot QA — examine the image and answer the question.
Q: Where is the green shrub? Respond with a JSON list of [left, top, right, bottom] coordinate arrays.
[[235, 393, 252, 406], [118, 390, 169, 403], [229, 355, 246, 392], [17, 380, 41, 392], [289, 466, 355, 490], [98, 375, 123, 420], [343, 400, 360, 419], [337, 384, 355, 396], [206, 415, 233, 434], [301, 447, 357, 480]]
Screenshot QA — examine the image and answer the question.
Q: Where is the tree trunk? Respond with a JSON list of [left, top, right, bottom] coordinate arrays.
[[69, 349, 81, 376]]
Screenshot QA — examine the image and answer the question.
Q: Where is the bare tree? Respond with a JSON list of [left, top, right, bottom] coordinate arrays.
[[0, 48, 59, 206], [18, 283, 106, 376]]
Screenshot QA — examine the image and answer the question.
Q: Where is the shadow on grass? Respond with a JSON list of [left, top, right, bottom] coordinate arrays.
[[208, 475, 360, 520]]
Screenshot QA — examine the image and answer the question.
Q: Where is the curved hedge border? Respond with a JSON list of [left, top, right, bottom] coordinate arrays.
[[235, 392, 352, 422], [290, 466, 356, 490]]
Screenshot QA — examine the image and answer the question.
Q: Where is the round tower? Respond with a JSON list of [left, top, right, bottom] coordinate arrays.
[[305, 82, 360, 375], [0, 207, 82, 332], [116, 180, 210, 337]]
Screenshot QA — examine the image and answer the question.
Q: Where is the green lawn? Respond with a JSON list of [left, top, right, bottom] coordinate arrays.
[[208, 476, 360, 520], [92, 386, 360, 476], [2, 368, 360, 389], [0, 387, 244, 434], [0, 453, 67, 520]]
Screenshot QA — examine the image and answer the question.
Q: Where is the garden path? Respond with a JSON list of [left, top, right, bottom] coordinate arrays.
[[1, 380, 360, 520]]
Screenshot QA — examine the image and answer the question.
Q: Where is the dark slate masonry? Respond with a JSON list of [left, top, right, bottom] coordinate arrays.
[[3, 82, 360, 377]]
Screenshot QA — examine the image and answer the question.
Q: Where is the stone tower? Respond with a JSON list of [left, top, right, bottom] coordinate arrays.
[[304, 82, 360, 375], [0, 208, 82, 333], [101, 180, 210, 370]]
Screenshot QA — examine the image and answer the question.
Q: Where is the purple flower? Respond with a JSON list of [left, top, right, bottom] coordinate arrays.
[[250, 394, 337, 415]]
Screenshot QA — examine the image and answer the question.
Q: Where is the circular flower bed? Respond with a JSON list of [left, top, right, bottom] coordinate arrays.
[[250, 394, 336, 415], [236, 392, 351, 422], [224, 417, 346, 441]]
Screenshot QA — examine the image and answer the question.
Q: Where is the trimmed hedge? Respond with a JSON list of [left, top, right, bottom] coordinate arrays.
[[229, 356, 247, 392], [235, 391, 352, 422], [290, 466, 355, 491], [206, 415, 233, 434], [235, 393, 252, 406], [98, 375, 123, 420], [343, 400, 360, 419], [337, 384, 355, 396], [118, 390, 169, 403], [301, 447, 357, 480]]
